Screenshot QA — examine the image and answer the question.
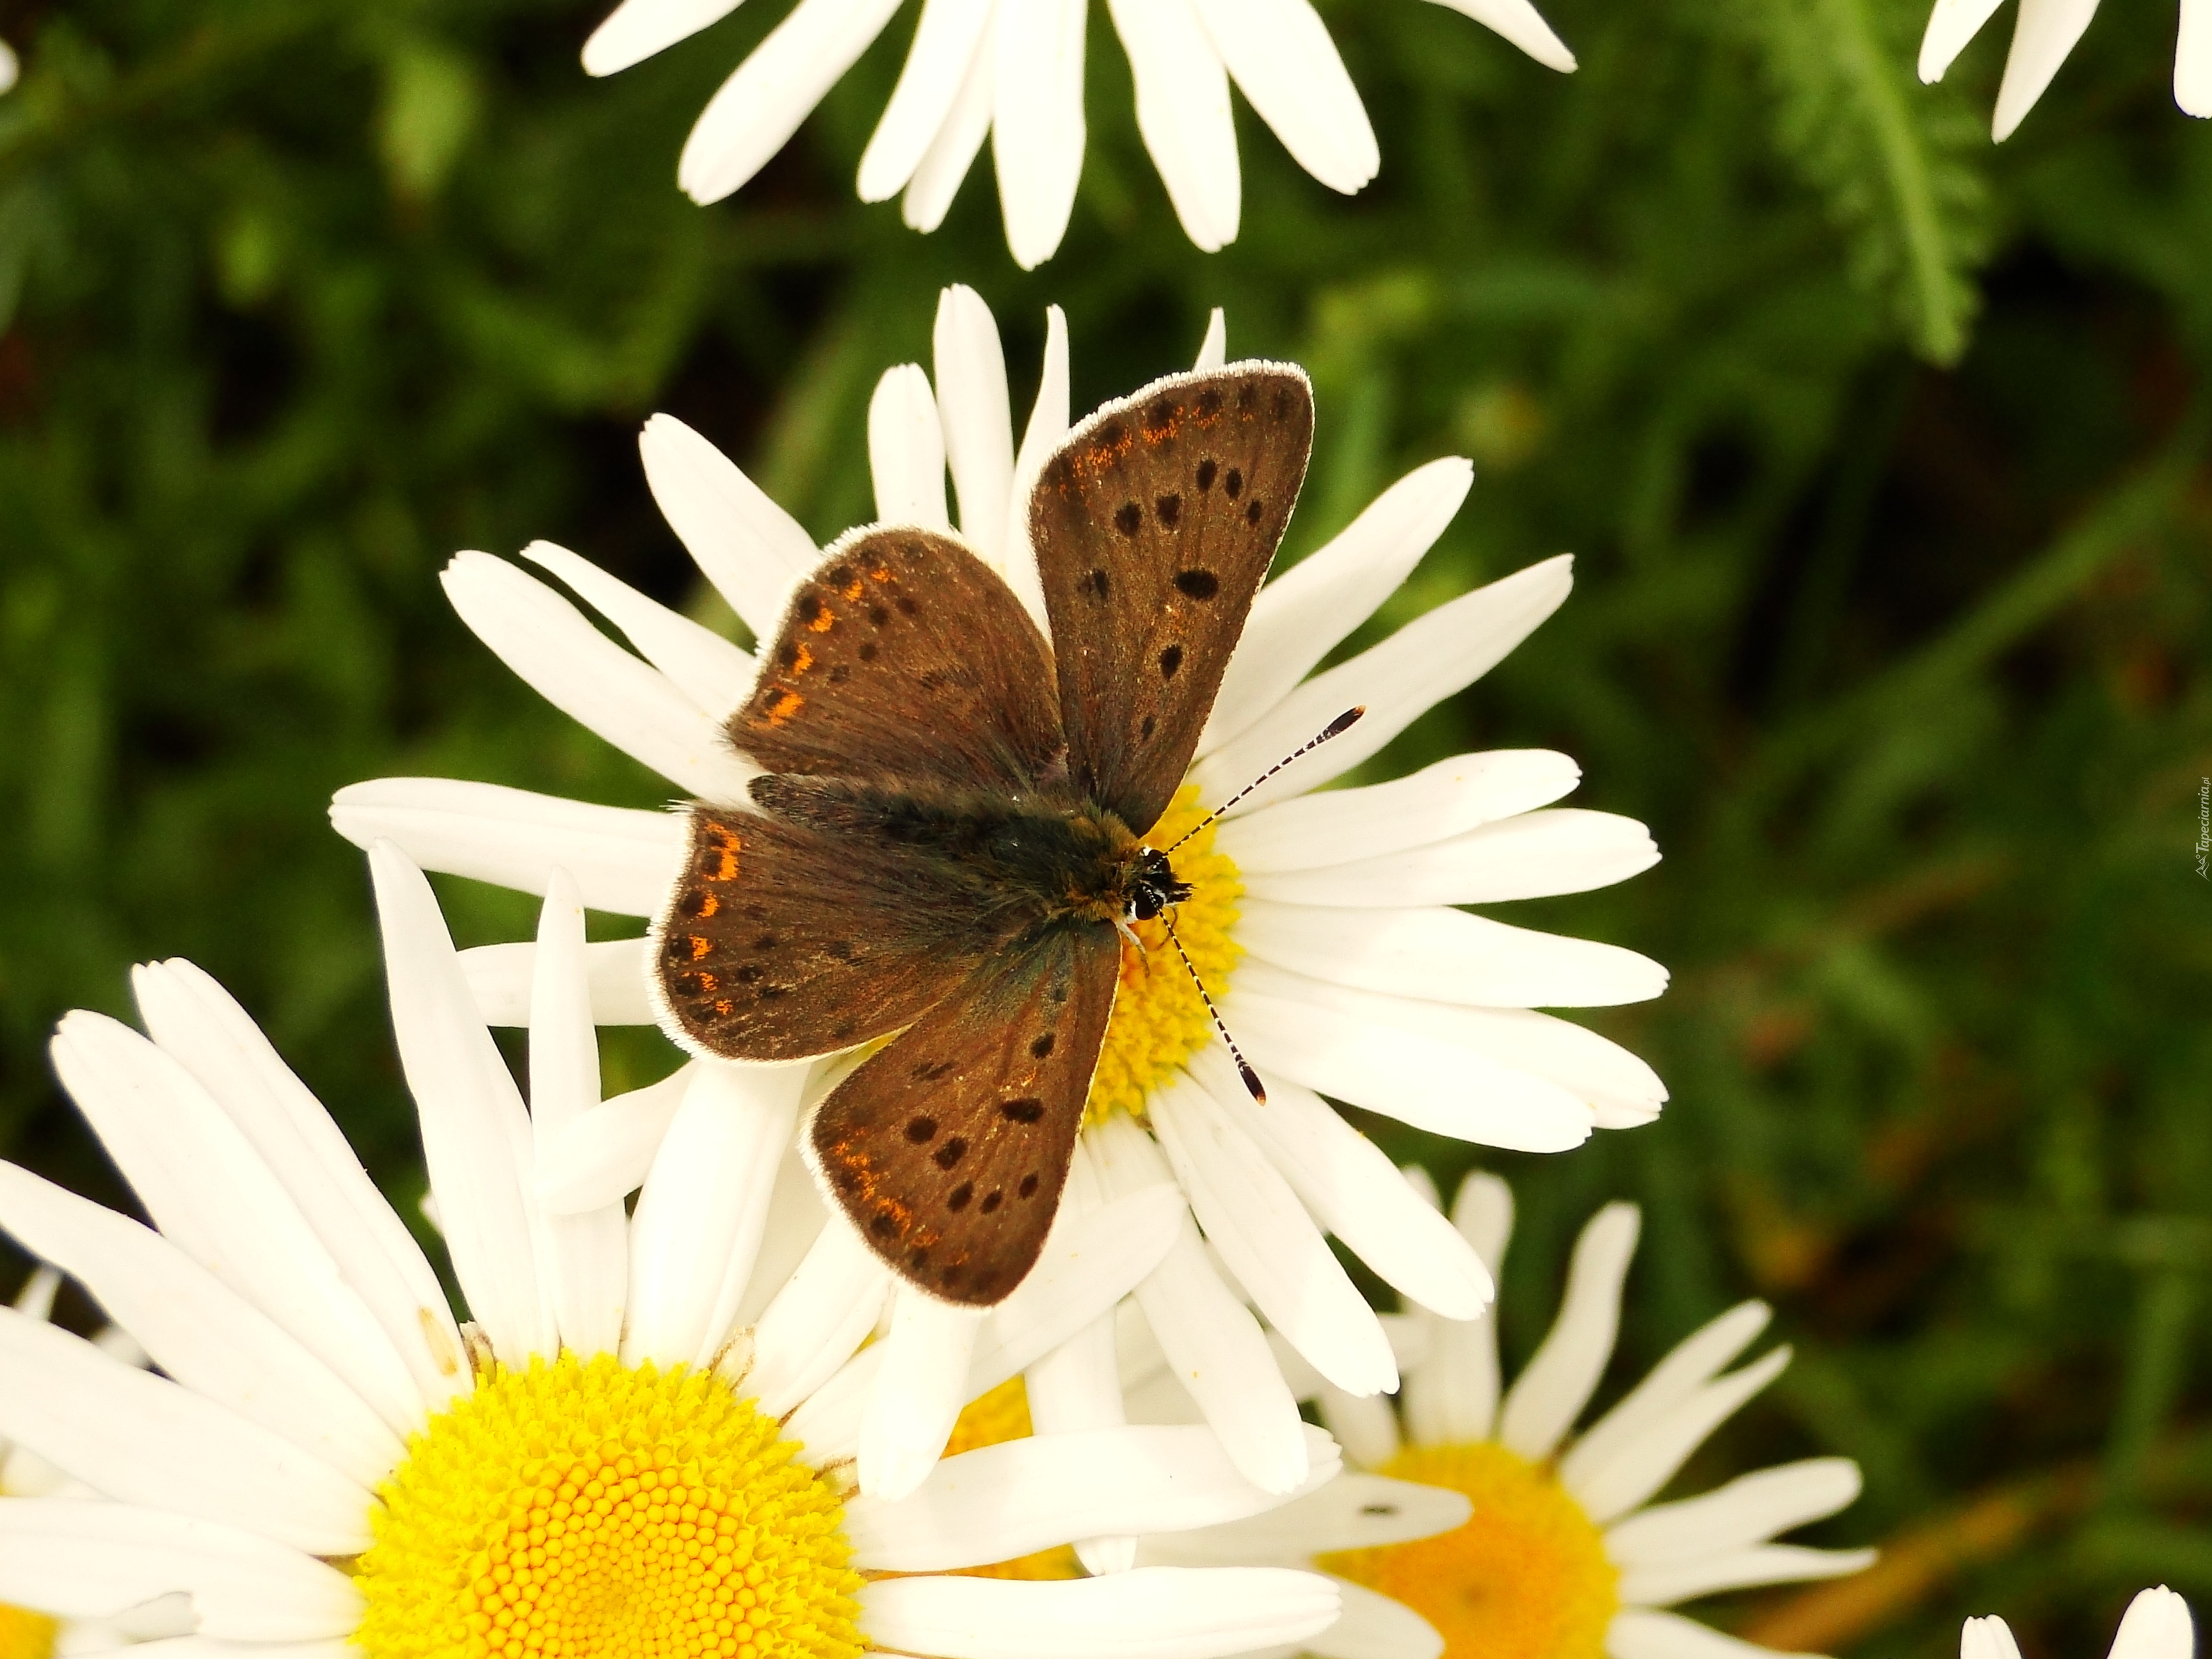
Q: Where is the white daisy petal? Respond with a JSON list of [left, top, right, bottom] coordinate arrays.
[[1618, 1543, 1879, 1608], [1315, 1386, 1400, 1467], [371, 845, 557, 1365], [1194, 309, 1228, 370], [1238, 901, 1668, 1009], [1223, 968, 1594, 1151], [1991, 0, 2100, 139], [1918, 0, 2008, 81], [622, 1060, 805, 1368], [129, 958, 466, 1409], [1090, 1116, 1310, 1495], [78, 1642, 355, 1658], [529, 873, 629, 1358], [1142, 1473, 1467, 1566], [1185, 1048, 1491, 1320], [934, 285, 1018, 563], [330, 778, 685, 917], [536, 1062, 694, 1213], [462, 936, 657, 1027], [860, 0, 997, 201], [2110, 1587, 2195, 1659], [861, 1292, 987, 1501], [1195, 555, 1574, 817], [745, 1217, 892, 1418], [678, 0, 908, 204], [846, 1422, 1336, 1571], [442, 552, 757, 804], [1024, 1150, 1137, 1573], [0, 1162, 401, 1487], [1204, 461, 1474, 758], [0, 1498, 360, 1640], [583, 0, 744, 76], [991, 0, 1089, 269], [1420, 0, 1575, 71], [904, 24, 998, 231], [520, 541, 756, 717], [856, 1567, 1340, 1659], [1605, 1458, 1863, 1568], [787, 1183, 1187, 1461], [1217, 751, 1580, 877], [1963, 1615, 2027, 1659], [869, 364, 954, 525], [1495, 1201, 1639, 1461], [1238, 808, 1660, 908], [1310, 1577, 1448, 1659], [2179, 0, 2212, 116], [1110, 0, 1240, 252], [47, 1011, 431, 1435], [730, 1144, 830, 1327], [1561, 1301, 1772, 1507], [0, 1311, 371, 1555], [1327, 995, 1663, 1127], [1572, 1346, 1793, 1525], [1002, 303, 1071, 632], [638, 413, 821, 641], [1151, 1067, 1397, 1397], [1191, 0, 1376, 193], [1608, 1607, 1812, 1659]]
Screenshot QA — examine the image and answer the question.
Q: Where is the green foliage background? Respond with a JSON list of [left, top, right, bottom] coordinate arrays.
[[1, 0, 2209, 1651]]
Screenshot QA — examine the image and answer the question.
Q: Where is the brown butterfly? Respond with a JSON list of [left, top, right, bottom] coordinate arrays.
[[653, 363, 1316, 1305]]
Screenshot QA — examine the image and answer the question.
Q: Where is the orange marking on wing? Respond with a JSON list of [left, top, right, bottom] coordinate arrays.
[[842, 580, 866, 601], [702, 824, 742, 881], [696, 892, 720, 917], [808, 608, 837, 634], [789, 643, 814, 675], [765, 689, 805, 726], [869, 565, 892, 582], [713, 998, 733, 1016], [687, 934, 712, 961]]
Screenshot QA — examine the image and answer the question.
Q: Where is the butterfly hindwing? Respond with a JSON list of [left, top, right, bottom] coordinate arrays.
[[1030, 364, 1315, 837], [657, 805, 999, 1062], [806, 918, 1121, 1305], [732, 527, 1064, 792]]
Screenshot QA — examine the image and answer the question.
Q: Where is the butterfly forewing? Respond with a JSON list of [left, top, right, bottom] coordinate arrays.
[[657, 806, 995, 1061], [806, 920, 1121, 1306], [732, 527, 1064, 792], [1030, 364, 1315, 837]]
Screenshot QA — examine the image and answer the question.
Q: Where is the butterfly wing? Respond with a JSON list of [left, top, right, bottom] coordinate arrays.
[[657, 805, 1002, 1062], [1030, 364, 1315, 837], [733, 527, 1064, 792], [807, 918, 1121, 1305]]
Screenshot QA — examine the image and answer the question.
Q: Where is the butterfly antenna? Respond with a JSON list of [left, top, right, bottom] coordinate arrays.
[[1163, 706, 1365, 856], [1158, 913, 1267, 1103]]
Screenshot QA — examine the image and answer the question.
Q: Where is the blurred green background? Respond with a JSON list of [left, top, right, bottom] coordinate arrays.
[[2, 0, 2209, 1650]]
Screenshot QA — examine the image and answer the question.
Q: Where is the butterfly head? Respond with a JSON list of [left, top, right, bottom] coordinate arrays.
[[1125, 846, 1194, 922]]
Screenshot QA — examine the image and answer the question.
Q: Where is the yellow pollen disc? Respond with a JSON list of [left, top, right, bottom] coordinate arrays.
[[1318, 1442, 1619, 1659], [0, 1603, 56, 1659], [355, 1353, 863, 1659], [936, 1379, 1080, 1582], [1086, 784, 1242, 1126]]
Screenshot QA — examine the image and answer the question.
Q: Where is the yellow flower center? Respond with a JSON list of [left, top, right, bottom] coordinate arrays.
[[0, 1603, 56, 1659], [355, 1354, 862, 1659], [1318, 1442, 1619, 1659], [938, 1379, 1080, 1582], [1086, 785, 1242, 1125]]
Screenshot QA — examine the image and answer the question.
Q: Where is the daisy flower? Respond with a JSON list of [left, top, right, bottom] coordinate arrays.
[[1918, 0, 2212, 137], [0, 41, 17, 95], [0, 846, 1347, 1659], [332, 282, 1668, 1500], [1135, 1172, 1876, 1659], [1963, 1589, 2194, 1659], [581, 0, 1575, 266]]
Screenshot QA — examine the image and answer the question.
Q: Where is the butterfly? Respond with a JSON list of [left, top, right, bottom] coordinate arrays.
[[653, 362, 1315, 1305]]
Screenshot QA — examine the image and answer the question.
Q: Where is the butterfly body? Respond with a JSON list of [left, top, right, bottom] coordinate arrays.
[[653, 362, 1316, 1304]]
